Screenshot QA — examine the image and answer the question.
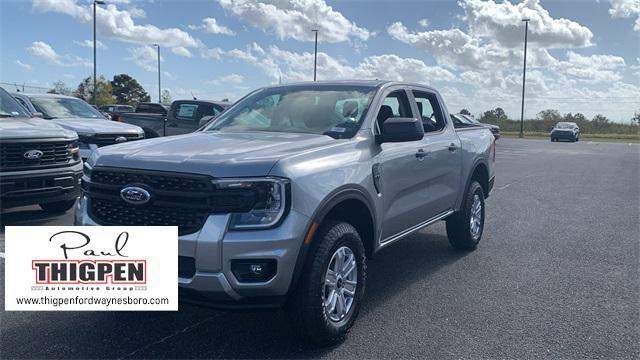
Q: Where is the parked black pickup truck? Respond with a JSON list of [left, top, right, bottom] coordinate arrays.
[[114, 100, 230, 137]]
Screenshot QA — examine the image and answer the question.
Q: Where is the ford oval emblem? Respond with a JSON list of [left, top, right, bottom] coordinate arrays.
[[120, 186, 151, 205], [23, 149, 43, 160], [115, 136, 128, 143]]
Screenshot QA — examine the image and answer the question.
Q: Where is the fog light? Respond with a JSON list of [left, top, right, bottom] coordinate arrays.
[[231, 259, 277, 283]]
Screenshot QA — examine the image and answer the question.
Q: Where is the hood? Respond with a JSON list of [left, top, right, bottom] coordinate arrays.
[[49, 118, 143, 135], [0, 117, 77, 140], [91, 131, 338, 177]]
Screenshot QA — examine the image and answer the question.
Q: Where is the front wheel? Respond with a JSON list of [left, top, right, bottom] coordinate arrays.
[[288, 221, 366, 346], [39, 199, 76, 213], [446, 181, 485, 250]]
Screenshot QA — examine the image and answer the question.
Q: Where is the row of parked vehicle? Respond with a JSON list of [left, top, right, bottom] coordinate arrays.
[[2, 81, 497, 345], [0, 86, 231, 212]]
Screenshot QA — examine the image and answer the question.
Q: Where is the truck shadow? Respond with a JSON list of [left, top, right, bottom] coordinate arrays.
[[0, 207, 72, 233], [0, 229, 468, 359]]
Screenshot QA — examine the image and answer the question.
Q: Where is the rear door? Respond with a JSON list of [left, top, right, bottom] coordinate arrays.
[[410, 88, 462, 219]]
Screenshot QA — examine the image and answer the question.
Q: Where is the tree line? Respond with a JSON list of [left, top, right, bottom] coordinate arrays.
[[47, 74, 171, 107], [463, 107, 640, 135]]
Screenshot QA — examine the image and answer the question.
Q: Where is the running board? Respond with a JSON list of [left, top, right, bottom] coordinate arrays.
[[379, 210, 455, 249]]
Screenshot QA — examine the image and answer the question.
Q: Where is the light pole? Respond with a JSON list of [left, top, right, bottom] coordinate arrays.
[[519, 18, 530, 139], [93, 0, 105, 105], [312, 29, 318, 81], [153, 44, 161, 104]]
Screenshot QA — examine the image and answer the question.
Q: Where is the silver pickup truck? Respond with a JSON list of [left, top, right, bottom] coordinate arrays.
[[76, 81, 495, 345], [12, 93, 145, 160], [0, 87, 82, 212]]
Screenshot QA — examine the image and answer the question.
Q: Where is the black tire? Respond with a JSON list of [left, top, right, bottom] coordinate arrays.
[[288, 221, 366, 346], [551, 137, 556, 142], [575, 135, 579, 142], [446, 181, 485, 251], [39, 199, 76, 213], [144, 129, 158, 138]]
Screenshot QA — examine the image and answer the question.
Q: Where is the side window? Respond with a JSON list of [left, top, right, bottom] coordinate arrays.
[[377, 90, 412, 130], [15, 97, 30, 111], [198, 104, 219, 119], [174, 103, 199, 121], [412, 91, 446, 133]]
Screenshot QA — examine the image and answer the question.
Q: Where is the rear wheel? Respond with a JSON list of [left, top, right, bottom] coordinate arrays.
[[446, 181, 485, 250], [288, 221, 366, 346], [39, 199, 76, 213]]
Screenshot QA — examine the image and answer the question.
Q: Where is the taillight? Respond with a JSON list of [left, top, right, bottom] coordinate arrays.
[[492, 138, 496, 163]]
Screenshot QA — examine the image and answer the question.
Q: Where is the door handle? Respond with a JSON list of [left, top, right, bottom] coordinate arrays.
[[447, 143, 458, 152], [416, 149, 429, 160]]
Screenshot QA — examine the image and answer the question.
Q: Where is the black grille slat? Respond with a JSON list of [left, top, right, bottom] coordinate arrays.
[[86, 168, 256, 235], [0, 140, 74, 170], [81, 133, 143, 147]]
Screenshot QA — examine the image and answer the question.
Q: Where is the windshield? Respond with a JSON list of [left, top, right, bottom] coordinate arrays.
[[30, 96, 105, 119], [556, 122, 574, 129], [205, 85, 376, 139], [0, 88, 31, 118]]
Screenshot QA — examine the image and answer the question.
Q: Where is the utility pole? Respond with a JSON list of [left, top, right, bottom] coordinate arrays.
[[153, 44, 161, 103], [520, 18, 530, 139], [312, 29, 319, 81], [93, 0, 105, 105]]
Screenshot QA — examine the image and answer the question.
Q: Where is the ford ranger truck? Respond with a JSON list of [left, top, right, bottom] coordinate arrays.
[[0, 87, 82, 212], [76, 81, 495, 345]]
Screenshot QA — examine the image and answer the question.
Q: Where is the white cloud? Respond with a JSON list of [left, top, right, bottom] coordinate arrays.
[[547, 52, 626, 83], [33, 0, 199, 48], [215, 43, 455, 84], [74, 39, 107, 49], [387, 22, 557, 71], [217, 0, 370, 42], [171, 46, 192, 57], [608, 0, 640, 31], [190, 18, 235, 35], [418, 18, 430, 28], [26, 41, 91, 68], [15, 60, 33, 71], [127, 45, 161, 72], [460, 0, 593, 48], [207, 73, 245, 85]]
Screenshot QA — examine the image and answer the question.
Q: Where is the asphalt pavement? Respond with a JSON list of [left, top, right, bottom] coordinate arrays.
[[1, 138, 638, 359]]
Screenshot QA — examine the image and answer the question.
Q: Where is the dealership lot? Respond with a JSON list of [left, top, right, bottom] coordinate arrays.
[[1, 138, 638, 358]]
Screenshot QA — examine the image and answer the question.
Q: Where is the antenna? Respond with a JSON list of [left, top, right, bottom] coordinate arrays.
[[191, 92, 197, 100]]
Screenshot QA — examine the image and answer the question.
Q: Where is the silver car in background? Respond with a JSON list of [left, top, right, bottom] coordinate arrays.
[[12, 93, 145, 159]]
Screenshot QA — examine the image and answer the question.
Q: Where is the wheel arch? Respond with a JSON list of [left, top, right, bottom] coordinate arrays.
[[287, 186, 377, 296]]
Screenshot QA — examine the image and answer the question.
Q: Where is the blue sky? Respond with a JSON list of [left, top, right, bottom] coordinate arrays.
[[1, 0, 639, 122]]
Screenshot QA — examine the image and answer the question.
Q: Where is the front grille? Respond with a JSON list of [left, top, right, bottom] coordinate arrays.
[[0, 140, 74, 170], [85, 168, 256, 235], [81, 133, 143, 147], [90, 198, 209, 235]]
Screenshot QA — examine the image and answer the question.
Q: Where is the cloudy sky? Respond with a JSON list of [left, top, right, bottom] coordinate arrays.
[[1, 0, 639, 122]]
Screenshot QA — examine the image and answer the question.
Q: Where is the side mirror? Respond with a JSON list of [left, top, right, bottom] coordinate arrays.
[[376, 117, 424, 143], [32, 112, 44, 118], [199, 115, 216, 128]]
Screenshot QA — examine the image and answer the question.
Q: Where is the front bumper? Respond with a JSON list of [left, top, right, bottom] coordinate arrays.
[[551, 131, 576, 140], [0, 162, 82, 208], [75, 196, 311, 308]]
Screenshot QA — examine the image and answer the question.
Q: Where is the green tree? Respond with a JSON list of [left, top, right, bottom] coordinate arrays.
[[48, 80, 72, 96], [160, 89, 172, 105], [459, 108, 471, 115], [632, 112, 640, 125], [74, 76, 113, 106], [110, 74, 150, 105]]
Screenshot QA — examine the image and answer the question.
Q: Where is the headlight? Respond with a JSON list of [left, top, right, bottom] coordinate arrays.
[[82, 162, 92, 181], [213, 177, 290, 230], [67, 140, 80, 161]]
